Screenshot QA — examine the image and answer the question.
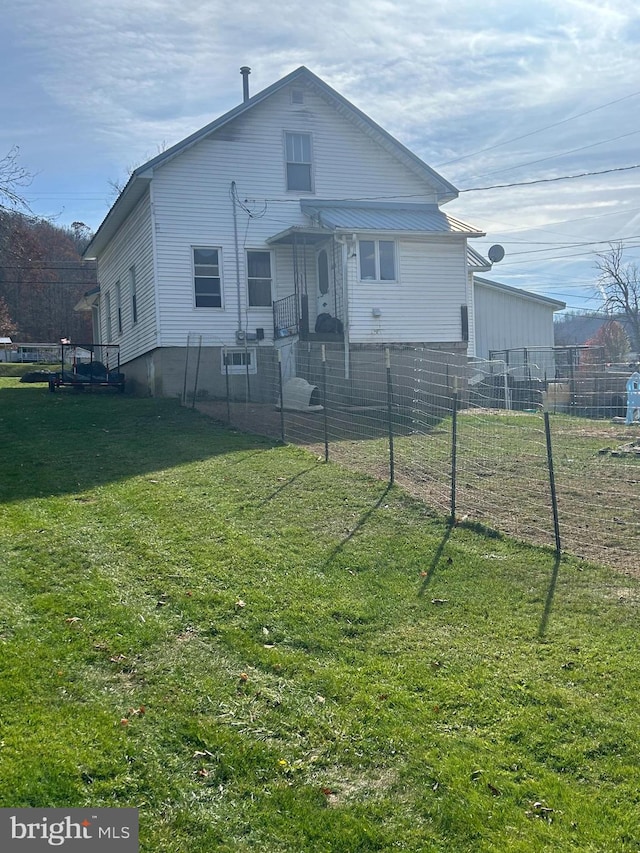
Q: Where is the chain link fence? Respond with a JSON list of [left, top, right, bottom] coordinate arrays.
[[183, 338, 640, 576]]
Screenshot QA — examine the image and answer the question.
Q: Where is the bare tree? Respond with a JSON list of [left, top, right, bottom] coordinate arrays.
[[0, 146, 32, 211], [595, 243, 640, 352]]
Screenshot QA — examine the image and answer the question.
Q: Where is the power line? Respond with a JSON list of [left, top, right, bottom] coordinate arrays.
[[435, 89, 640, 168], [503, 235, 640, 257], [460, 163, 640, 193], [466, 128, 640, 182]]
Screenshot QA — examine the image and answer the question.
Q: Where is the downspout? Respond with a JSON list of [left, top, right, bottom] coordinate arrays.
[[231, 181, 243, 332], [335, 234, 351, 379]]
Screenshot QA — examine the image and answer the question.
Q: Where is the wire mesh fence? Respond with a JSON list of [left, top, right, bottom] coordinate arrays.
[[184, 338, 640, 577]]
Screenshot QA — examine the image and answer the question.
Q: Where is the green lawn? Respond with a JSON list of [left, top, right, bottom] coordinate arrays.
[[1, 378, 639, 852]]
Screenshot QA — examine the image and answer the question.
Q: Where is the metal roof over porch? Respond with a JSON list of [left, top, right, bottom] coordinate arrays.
[[300, 199, 484, 236]]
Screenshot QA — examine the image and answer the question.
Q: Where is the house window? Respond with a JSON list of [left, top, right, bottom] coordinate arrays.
[[105, 291, 112, 341], [247, 250, 272, 307], [115, 281, 123, 335], [285, 132, 312, 192], [129, 266, 137, 324], [358, 240, 396, 281], [193, 248, 222, 308], [221, 348, 257, 374]]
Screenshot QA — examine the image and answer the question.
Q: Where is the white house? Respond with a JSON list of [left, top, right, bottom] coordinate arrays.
[[83, 66, 493, 399]]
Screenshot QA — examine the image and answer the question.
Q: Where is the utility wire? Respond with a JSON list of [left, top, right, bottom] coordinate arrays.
[[460, 163, 640, 192], [435, 89, 640, 168], [466, 128, 640, 181]]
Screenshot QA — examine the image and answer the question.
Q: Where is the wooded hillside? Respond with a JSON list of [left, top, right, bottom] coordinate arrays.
[[0, 211, 95, 342]]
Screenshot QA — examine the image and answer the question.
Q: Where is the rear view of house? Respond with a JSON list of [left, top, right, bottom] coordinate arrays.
[[82, 66, 490, 398]]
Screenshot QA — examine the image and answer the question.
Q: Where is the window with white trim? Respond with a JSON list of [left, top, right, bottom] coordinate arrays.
[[221, 348, 257, 374], [285, 131, 312, 192], [115, 281, 122, 334], [104, 291, 112, 341], [358, 240, 396, 281], [129, 265, 137, 324], [193, 247, 222, 308], [247, 250, 273, 307]]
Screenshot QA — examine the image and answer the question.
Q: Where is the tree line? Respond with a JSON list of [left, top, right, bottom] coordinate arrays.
[[0, 212, 95, 342], [0, 146, 95, 343]]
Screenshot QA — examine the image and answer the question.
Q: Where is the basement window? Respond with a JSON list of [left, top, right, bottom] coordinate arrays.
[[221, 348, 257, 374]]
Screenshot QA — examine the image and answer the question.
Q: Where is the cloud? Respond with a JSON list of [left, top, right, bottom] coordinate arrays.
[[4, 0, 640, 305]]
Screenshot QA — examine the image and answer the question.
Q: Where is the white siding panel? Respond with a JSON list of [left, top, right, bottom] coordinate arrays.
[[97, 192, 156, 361], [349, 238, 468, 344], [474, 284, 557, 361]]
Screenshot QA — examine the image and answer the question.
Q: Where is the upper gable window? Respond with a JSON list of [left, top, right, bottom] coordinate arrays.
[[290, 89, 304, 105], [285, 132, 313, 192]]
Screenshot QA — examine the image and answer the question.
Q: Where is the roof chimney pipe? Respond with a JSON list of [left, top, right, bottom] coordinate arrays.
[[240, 66, 251, 102]]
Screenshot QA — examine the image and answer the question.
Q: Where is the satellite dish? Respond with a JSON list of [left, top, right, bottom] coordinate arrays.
[[488, 244, 505, 263]]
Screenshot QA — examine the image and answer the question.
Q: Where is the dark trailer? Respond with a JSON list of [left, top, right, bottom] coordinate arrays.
[[48, 343, 125, 393]]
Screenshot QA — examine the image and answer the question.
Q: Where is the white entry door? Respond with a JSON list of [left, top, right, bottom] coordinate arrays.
[[316, 246, 333, 318]]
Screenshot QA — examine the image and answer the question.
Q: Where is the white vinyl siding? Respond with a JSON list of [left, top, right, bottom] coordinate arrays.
[[349, 238, 468, 344], [96, 191, 156, 361], [474, 281, 558, 361]]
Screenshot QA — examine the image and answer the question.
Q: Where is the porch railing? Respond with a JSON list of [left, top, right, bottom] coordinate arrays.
[[273, 293, 300, 338]]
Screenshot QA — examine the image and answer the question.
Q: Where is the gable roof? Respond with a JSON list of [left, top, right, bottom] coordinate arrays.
[[84, 66, 459, 259]]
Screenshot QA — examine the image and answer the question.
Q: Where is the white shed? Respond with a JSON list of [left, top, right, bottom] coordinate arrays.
[[473, 277, 565, 361]]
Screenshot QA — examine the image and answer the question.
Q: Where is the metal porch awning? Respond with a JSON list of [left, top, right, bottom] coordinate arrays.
[[266, 226, 334, 246]]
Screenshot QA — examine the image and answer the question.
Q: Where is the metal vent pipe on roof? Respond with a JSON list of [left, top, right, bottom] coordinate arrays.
[[240, 66, 251, 102]]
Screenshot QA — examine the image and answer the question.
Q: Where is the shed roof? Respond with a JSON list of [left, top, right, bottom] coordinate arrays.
[[300, 200, 483, 236], [474, 276, 566, 310]]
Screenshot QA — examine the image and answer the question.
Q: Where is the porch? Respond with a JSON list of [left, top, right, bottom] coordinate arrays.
[[268, 227, 346, 343]]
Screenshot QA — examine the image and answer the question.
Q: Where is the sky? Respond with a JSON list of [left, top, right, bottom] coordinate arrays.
[[3, 0, 640, 314]]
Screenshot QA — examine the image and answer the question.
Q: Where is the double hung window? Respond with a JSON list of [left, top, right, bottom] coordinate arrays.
[[129, 265, 137, 324], [193, 248, 222, 307], [285, 132, 312, 192], [115, 281, 122, 335], [247, 250, 273, 307], [358, 240, 396, 281]]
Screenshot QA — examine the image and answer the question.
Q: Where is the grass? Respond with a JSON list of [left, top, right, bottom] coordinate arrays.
[[0, 361, 60, 377], [1, 377, 639, 851], [307, 407, 640, 571]]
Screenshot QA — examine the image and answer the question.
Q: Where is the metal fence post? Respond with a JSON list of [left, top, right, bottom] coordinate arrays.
[[322, 344, 329, 462], [224, 347, 231, 424], [277, 348, 285, 444], [543, 412, 562, 555], [191, 334, 202, 409], [450, 382, 458, 524], [385, 347, 395, 484]]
